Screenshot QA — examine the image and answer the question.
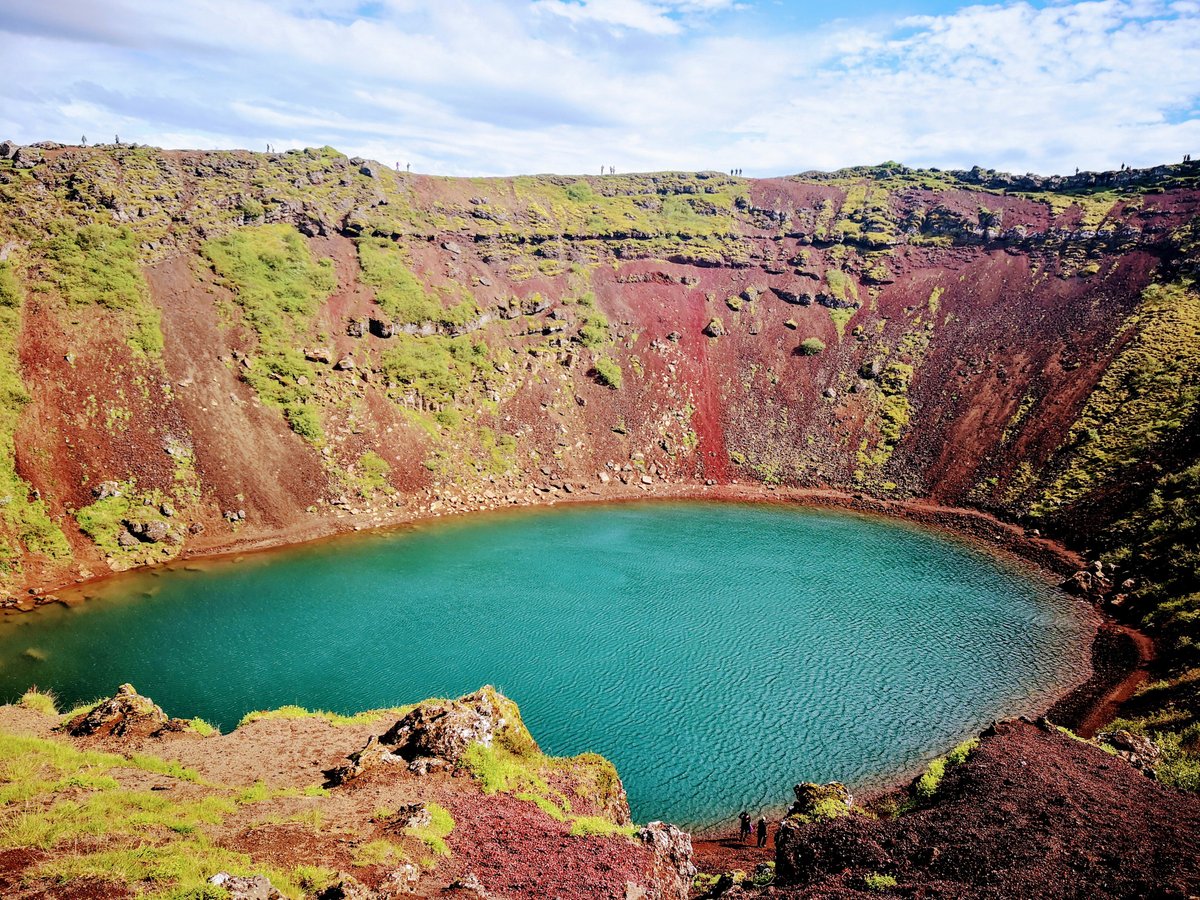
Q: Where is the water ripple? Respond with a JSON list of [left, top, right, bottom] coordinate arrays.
[[0, 502, 1095, 828]]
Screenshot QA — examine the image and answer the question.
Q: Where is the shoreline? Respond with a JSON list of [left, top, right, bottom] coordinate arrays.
[[17, 481, 1087, 609]]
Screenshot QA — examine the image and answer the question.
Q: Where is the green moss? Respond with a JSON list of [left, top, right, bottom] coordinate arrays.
[[825, 269, 859, 305], [864, 872, 898, 891], [236, 704, 406, 729], [568, 816, 636, 839], [798, 337, 826, 356], [459, 743, 547, 796], [353, 838, 407, 867], [477, 427, 517, 475], [37, 221, 163, 356], [74, 483, 173, 562], [357, 237, 474, 325], [407, 802, 454, 856], [201, 224, 337, 444], [1033, 279, 1200, 519], [380, 333, 489, 404], [578, 309, 612, 347], [907, 736, 979, 806], [594, 356, 623, 389]]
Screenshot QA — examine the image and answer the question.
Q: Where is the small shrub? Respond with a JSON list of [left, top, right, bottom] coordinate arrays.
[[564, 182, 593, 203], [913, 757, 946, 800], [594, 356, 623, 389], [187, 718, 217, 737], [578, 310, 612, 347], [18, 688, 58, 716], [798, 337, 826, 356], [864, 872, 898, 891]]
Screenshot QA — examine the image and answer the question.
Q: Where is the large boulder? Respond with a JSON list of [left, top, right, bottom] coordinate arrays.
[[380, 686, 535, 763], [126, 519, 169, 543], [13, 146, 43, 169], [1097, 729, 1161, 773], [208, 873, 285, 900], [638, 822, 696, 900], [64, 684, 170, 737]]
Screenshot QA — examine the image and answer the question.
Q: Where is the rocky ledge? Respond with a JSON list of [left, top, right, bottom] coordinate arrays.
[[0, 685, 693, 900]]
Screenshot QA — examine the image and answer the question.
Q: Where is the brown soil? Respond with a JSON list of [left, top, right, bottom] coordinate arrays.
[[768, 720, 1200, 899]]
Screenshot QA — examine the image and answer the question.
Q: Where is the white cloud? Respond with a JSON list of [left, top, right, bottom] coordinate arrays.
[[0, 0, 1196, 176], [533, 0, 738, 34]]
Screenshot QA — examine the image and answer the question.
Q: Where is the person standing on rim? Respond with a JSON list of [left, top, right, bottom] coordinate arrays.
[[756, 815, 768, 847], [738, 811, 752, 843]]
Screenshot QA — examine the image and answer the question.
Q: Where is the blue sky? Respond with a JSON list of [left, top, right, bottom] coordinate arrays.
[[1, 0, 1197, 176]]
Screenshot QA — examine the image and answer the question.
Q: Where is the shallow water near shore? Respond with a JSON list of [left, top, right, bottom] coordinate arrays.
[[0, 501, 1095, 827]]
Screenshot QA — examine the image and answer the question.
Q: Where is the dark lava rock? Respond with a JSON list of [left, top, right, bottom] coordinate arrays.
[[380, 686, 528, 764], [316, 876, 379, 900], [64, 683, 169, 737], [325, 734, 400, 786]]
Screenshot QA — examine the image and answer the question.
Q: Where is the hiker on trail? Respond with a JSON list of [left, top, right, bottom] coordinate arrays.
[[738, 811, 752, 843], [756, 816, 768, 847]]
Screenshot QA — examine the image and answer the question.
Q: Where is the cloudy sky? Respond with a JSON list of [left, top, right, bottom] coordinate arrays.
[[1, 0, 1198, 176]]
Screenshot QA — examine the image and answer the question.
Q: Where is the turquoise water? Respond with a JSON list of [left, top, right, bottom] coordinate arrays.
[[0, 502, 1094, 828]]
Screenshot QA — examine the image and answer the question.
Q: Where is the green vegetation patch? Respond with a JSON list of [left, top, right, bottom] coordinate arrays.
[[594, 356, 623, 389], [18, 688, 59, 716], [36, 221, 163, 356], [201, 224, 337, 443], [906, 737, 979, 808], [864, 872, 899, 891], [456, 696, 631, 835], [407, 802, 455, 856], [236, 704, 410, 729], [380, 333, 491, 405], [357, 237, 476, 326], [0, 729, 327, 897], [1033, 278, 1200, 519], [568, 816, 636, 839], [798, 337, 826, 356], [73, 481, 174, 563], [825, 269, 860, 305]]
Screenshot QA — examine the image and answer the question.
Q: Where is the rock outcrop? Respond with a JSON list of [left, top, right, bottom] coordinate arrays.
[[63, 683, 172, 737], [208, 873, 285, 900], [380, 686, 533, 764], [637, 822, 696, 900], [326, 733, 402, 785]]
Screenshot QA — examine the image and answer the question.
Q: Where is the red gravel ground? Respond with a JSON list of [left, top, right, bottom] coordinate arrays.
[[768, 719, 1200, 899]]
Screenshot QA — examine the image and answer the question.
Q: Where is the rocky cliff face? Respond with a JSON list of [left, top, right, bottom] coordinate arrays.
[[0, 142, 1197, 757]]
